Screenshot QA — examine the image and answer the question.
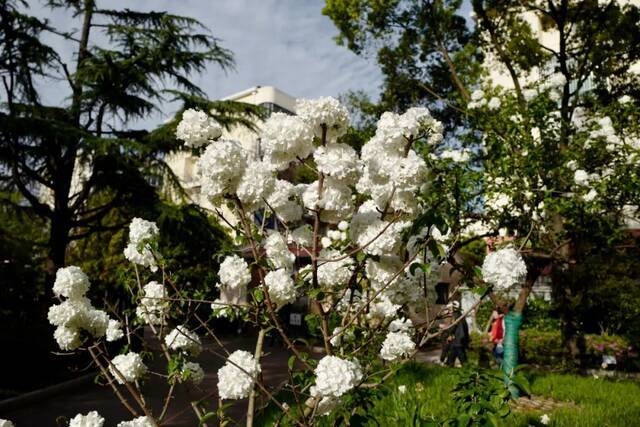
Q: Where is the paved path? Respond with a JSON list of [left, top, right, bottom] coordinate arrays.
[[1, 334, 292, 426], [1, 334, 444, 426]]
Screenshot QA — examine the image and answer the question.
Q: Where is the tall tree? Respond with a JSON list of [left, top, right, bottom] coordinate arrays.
[[0, 0, 260, 283], [326, 0, 640, 372]]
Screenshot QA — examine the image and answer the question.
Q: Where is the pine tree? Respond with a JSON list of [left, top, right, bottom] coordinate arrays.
[[0, 0, 261, 283]]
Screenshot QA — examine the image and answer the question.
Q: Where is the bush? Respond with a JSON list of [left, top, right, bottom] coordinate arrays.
[[471, 329, 638, 370], [475, 297, 559, 332]]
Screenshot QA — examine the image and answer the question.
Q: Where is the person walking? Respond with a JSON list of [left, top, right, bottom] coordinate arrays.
[[446, 306, 470, 367], [488, 308, 505, 366]]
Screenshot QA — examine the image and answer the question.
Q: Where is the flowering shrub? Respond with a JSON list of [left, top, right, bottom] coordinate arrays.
[[38, 97, 531, 425]]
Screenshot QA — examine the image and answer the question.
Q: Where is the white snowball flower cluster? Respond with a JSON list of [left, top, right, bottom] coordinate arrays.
[[236, 160, 276, 211], [288, 224, 314, 247], [260, 112, 314, 170], [481, 247, 528, 290], [217, 350, 261, 400], [296, 96, 349, 142], [389, 317, 415, 334], [357, 107, 439, 214], [264, 232, 295, 270], [266, 180, 303, 223], [182, 361, 205, 385], [316, 249, 354, 289], [330, 326, 354, 347], [218, 255, 252, 290], [52, 266, 89, 299], [315, 396, 341, 416], [302, 177, 354, 223], [311, 356, 362, 398], [116, 416, 156, 427], [264, 269, 297, 307], [176, 108, 222, 148], [123, 218, 159, 272], [574, 169, 599, 187], [136, 281, 167, 325], [366, 296, 401, 326], [437, 148, 471, 163], [197, 140, 247, 201], [313, 143, 361, 185], [110, 352, 147, 384], [380, 331, 416, 362], [165, 325, 202, 356], [106, 319, 124, 342], [350, 202, 410, 256], [48, 266, 111, 350], [69, 411, 105, 427]]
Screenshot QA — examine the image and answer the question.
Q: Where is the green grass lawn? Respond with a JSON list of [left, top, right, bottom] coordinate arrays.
[[360, 364, 640, 426], [257, 363, 640, 426]]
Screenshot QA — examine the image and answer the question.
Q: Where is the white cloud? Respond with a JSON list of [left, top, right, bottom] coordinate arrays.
[[27, 0, 383, 129]]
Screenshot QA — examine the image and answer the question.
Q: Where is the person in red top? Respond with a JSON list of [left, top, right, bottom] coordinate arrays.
[[488, 308, 505, 366]]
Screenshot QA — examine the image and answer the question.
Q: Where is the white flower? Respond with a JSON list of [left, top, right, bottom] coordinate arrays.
[[110, 352, 147, 384], [53, 325, 81, 351], [264, 232, 295, 270], [481, 247, 527, 290], [389, 318, 414, 334], [266, 180, 303, 223], [380, 331, 416, 362], [182, 361, 205, 385], [85, 309, 109, 337], [313, 143, 361, 185], [296, 97, 349, 142], [288, 225, 313, 247], [116, 416, 156, 427], [336, 289, 363, 314], [350, 205, 410, 256], [136, 281, 168, 325], [124, 243, 157, 273], [321, 236, 332, 248], [574, 169, 591, 186], [583, 188, 598, 202], [128, 218, 159, 247], [176, 108, 222, 147], [165, 326, 202, 356], [619, 95, 631, 104], [124, 218, 159, 272], [261, 112, 315, 170], [0, 421, 14, 427], [197, 140, 247, 201], [217, 350, 261, 400], [315, 396, 340, 416], [316, 249, 354, 289], [471, 89, 485, 102], [439, 149, 470, 163], [69, 411, 105, 427], [330, 326, 354, 347], [338, 221, 349, 231], [218, 255, 251, 290], [48, 298, 92, 329], [398, 385, 407, 394], [106, 319, 124, 342], [487, 97, 501, 110], [312, 356, 362, 398], [302, 177, 354, 223], [540, 414, 551, 425], [366, 296, 400, 325], [53, 266, 89, 299], [236, 161, 275, 212], [264, 269, 297, 307]]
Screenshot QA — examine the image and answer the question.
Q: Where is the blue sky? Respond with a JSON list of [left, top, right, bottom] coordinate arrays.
[[28, 0, 384, 128]]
